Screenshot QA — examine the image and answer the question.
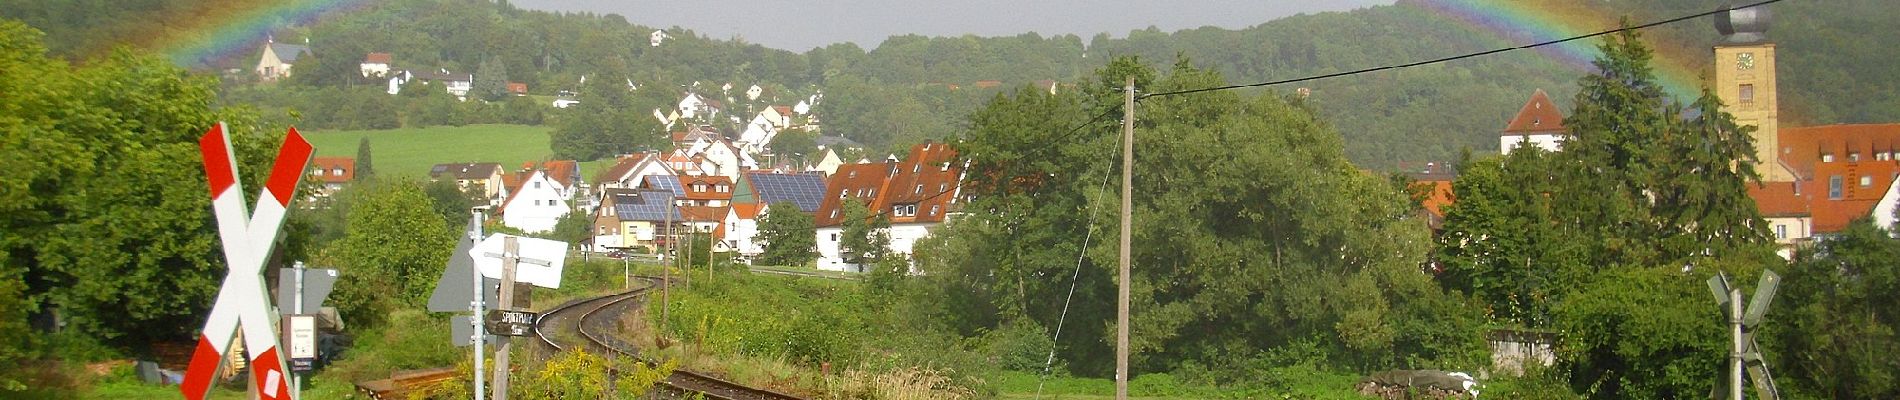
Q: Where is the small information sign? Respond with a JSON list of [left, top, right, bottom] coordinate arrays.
[[485, 309, 539, 337], [286, 315, 317, 372]]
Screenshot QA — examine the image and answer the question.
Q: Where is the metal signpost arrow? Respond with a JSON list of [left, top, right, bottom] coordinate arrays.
[[428, 211, 496, 399], [183, 123, 312, 400], [1708, 270, 1782, 400], [471, 234, 567, 400]]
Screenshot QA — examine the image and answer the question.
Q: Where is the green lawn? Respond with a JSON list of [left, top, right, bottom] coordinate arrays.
[[303, 124, 554, 179]]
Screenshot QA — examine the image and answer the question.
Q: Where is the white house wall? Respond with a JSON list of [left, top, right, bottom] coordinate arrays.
[[1500, 133, 1564, 155], [501, 172, 570, 233]]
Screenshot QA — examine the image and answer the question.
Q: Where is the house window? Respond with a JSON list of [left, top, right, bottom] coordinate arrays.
[[333, 168, 344, 176], [1851, 152, 1861, 162], [534, 182, 541, 189], [913, 164, 921, 173], [1775, 224, 1787, 239], [534, 200, 541, 206], [1861, 175, 1873, 187], [1829, 175, 1844, 199], [915, 184, 924, 194], [830, 209, 839, 219], [830, 233, 839, 241], [1739, 84, 1755, 104], [930, 205, 940, 216], [840, 190, 848, 199], [941, 162, 950, 172], [1823, 153, 1835, 163], [1881, 152, 1893, 161]]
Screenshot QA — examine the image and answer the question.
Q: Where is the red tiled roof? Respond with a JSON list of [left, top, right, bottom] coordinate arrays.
[[506, 82, 527, 94], [363, 52, 392, 64], [310, 157, 355, 184], [732, 203, 763, 219], [973, 80, 1002, 89], [815, 142, 962, 227], [681, 175, 734, 202], [678, 205, 728, 222], [594, 153, 666, 183], [1502, 89, 1566, 135], [1748, 124, 1900, 234], [1748, 182, 1811, 218], [1414, 180, 1455, 218], [772, 106, 792, 116]]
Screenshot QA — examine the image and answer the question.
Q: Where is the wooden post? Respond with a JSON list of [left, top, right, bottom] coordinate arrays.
[[490, 237, 518, 400], [1116, 76, 1135, 400]]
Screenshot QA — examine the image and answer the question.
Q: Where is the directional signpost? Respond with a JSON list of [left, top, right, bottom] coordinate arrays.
[[473, 234, 567, 400], [1708, 270, 1782, 400], [183, 123, 312, 400], [429, 212, 495, 399]]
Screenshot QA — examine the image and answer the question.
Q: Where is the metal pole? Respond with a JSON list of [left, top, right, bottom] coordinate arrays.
[[1115, 76, 1134, 400], [1731, 288, 1744, 400], [470, 210, 486, 400], [294, 262, 306, 399], [491, 237, 519, 400], [662, 195, 672, 328]]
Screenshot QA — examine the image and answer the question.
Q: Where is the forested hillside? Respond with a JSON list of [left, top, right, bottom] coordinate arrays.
[[5, 0, 1895, 168]]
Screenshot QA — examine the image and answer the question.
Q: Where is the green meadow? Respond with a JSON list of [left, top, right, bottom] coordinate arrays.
[[303, 124, 558, 179]]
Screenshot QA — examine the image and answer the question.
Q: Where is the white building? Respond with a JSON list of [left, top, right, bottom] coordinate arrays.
[[360, 52, 392, 78], [499, 170, 570, 233], [1499, 89, 1567, 155], [813, 142, 963, 272]]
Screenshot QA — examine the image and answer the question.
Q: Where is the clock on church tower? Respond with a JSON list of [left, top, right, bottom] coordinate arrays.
[[1713, 4, 1787, 181]]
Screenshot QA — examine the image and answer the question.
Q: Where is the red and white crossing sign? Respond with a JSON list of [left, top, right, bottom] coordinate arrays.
[[181, 123, 312, 400]]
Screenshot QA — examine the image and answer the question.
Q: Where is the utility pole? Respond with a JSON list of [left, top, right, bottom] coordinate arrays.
[[1730, 286, 1744, 400], [1115, 76, 1134, 400], [491, 237, 519, 400], [662, 195, 672, 327], [470, 210, 487, 400]]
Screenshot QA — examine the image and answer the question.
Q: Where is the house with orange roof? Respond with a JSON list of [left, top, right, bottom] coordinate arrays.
[[1499, 89, 1566, 154], [723, 203, 767, 260], [593, 152, 674, 191], [360, 52, 392, 78], [814, 141, 964, 272], [498, 169, 569, 233], [1748, 123, 1900, 252], [308, 157, 355, 200]]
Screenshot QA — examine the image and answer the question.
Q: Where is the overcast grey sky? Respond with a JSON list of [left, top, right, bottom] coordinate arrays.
[[509, 0, 1396, 51]]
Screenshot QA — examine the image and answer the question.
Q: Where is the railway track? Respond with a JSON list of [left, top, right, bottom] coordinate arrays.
[[534, 277, 805, 400]]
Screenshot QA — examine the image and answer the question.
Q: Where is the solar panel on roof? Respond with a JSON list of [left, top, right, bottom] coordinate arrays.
[[747, 172, 826, 212], [643, 175, 686, 197]]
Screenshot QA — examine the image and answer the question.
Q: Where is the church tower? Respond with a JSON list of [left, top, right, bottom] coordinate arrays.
[[1714, 5, 1787, 181]]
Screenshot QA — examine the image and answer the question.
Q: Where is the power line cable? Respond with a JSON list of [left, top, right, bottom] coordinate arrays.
[[1137, 0, 1786, 99]]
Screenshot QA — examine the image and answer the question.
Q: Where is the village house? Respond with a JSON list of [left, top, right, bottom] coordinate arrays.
[[1498, 89, 1566, 154], [497, 169, 570, 233], [428, 162, 505, 204], [813, 142, 965, 272], [594, 188, 680, 251], [360, 52, 392, 78], [677, 92, 722, 121], [255, 40, 310, 82], [308, 157, 355, 200], [593, 153, 675, 192], [723, 171, 829, 261]]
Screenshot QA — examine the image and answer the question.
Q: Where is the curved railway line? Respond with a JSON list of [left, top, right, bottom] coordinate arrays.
[[534, 277, 805, 400]]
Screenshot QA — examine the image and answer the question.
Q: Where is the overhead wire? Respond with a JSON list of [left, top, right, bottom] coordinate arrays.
[[1136, 0, 1787, 100]]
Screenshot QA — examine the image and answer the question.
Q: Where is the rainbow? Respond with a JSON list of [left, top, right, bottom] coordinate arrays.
[[139, 0, 376, 67], [1405, 0, 1709, 101]]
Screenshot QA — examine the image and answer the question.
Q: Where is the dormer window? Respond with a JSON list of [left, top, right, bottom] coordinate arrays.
[[913, 164, 921, 173], [1822, 153, 1835, 163], [930, 205, 940, 216], [941, 162, 950, 171], [915, 184, 924, 194], [1880, 152, 1893, 161], [939, 183, 948, 193], [840, 190, 848, 199], [332, 168, 345, 176], [1850, 152, 1861, 162]]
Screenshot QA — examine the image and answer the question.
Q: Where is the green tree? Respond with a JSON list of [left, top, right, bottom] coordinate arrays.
[[547, 209, 592, 244], [354, 136, 375, 182], [328, 180, 455, 327], [837, 198, 890, 268], [768, 126, 817, 164], [918, 56, 1484, 378], [1770, 220, 1900, 399], [0, 20, 293, 346], [423, 179, 483, 228], [755, 202, 817, 267], [474, 57, 510, 102]]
